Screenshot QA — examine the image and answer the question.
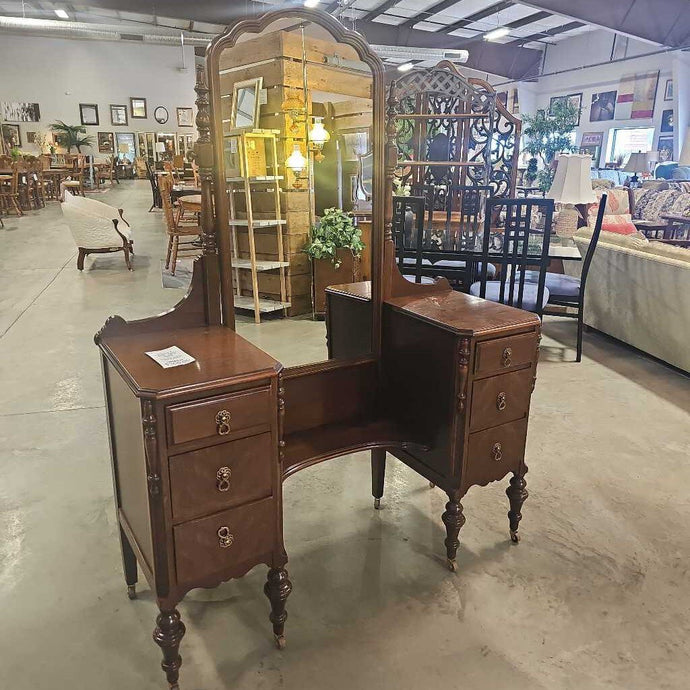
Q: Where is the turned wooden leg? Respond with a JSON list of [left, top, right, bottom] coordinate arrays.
[[506, 467, 529, 543], [371, 448, 386, 510], [264, 567, 292, 650], [441, 492, 466, 572], [119, 526, 138, 600], [77, 248, 86, 270], [153, 608, 186, 690]]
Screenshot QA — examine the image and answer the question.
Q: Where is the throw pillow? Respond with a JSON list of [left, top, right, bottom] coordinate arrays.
[[600, 214, 638, 235]]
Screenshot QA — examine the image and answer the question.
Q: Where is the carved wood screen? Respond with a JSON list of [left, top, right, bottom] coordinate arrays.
[[390, 61, 521, 210]]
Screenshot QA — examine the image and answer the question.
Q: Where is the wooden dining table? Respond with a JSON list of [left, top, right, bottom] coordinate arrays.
[[177, 194, 202, 215]]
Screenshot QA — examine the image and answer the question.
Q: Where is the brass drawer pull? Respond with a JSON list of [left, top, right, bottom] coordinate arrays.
[[215, 410, 231, 435], [491, 442, 503, 462], [496, 392, 507, 411], [216, 466, 232, 492], [217, 526, 234, 548], [501, 347, 512, 367]]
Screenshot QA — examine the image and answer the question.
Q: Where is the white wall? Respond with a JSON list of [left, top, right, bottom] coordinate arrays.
[[0, 34, 198, 156], [491, 29, 688, 167]]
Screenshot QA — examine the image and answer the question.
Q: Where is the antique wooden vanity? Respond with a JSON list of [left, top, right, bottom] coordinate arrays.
[[95, 9, 540, 689]]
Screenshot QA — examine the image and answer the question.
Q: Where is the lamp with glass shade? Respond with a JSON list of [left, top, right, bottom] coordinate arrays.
[[548, 153, 596, 239], [309, 116, 330, 162], [285, 144, 307, 188]]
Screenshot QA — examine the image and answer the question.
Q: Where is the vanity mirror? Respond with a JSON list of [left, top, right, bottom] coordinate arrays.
[[211, 13, 382, 365]]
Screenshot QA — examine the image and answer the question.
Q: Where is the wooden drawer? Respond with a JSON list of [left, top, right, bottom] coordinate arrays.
[[167, 387, 272, 446], [474, 333, 537, 376], [174, 497, 275, 584], [463, 418, 527, 490], [469, 368, 533, 432], [169, 433, 273, 523]]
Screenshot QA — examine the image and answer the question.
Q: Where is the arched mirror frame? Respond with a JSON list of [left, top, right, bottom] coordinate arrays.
[[205, 8, 386, 361]]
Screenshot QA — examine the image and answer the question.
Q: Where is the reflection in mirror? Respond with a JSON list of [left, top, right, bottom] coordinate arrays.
[[215, 18, 374, 367], [231, 77, 263, 128]]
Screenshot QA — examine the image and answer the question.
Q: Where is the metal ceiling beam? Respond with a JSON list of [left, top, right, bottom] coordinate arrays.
[[436, 0, 515, 34], [509, 19, 584, 46], [518, 0, 690, 47], [362, 0, 401, 21]]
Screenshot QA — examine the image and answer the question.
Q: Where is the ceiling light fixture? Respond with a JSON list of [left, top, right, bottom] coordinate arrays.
[[304, 0, 320, 7], [397, 62, 414, 72], [484, 27, 510, 41], [54, 9, 69, 19]]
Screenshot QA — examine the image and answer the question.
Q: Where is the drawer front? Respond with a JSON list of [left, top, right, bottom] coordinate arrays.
[[474, 333, 537, 376], [174, 497, 275, 584], [169, 433, 273, 523], [469, 368, 533, 432], [463, 419, 527, 490], [167, 387, 272, 446]]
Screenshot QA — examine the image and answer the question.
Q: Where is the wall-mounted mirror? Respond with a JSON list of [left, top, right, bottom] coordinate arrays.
[[209, 12, 381, 369], [231, 77, 263, 129]]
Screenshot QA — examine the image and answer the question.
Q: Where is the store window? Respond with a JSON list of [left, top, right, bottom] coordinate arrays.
[[607, 127, 655, 165]]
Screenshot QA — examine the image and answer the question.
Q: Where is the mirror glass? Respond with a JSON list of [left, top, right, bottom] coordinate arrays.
[[231, 78, 262, 128], [215, 17, 375, 367]]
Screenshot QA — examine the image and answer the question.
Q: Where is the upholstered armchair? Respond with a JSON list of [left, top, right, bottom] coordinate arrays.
[[61, 192, 134, 270]]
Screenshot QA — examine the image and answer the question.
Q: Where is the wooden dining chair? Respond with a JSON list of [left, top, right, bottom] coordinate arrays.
[[519, 194, 608, 362], [61, 157, 86, 199], [96, 157, 116, 189], [469, 197, 555, 317], [160, 175, 201, 275], [0, 163, 24, 217]]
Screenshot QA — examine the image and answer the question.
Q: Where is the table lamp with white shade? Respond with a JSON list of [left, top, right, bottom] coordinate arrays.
[[622, 151, 648, 186], [547, 153, 596, 238], [118, 143, 130, 162], [155, 141, 166, 156]]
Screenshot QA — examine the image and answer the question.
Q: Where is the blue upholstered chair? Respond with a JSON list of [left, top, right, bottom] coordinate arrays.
[[518, 194, 607, 362], [469, 197, 555, 317]]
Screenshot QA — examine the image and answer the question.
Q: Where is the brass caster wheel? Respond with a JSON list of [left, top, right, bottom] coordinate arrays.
[[510, 530, 520, 544], [446, 558, 457, 572], [374, 498, 381, 510], [428, 481, 435, 489], [127, 585, 136, 600], [275, 634, 286, 650]]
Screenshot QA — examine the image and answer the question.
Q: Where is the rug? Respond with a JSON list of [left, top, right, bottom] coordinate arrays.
[[161, 258, 193, 289]]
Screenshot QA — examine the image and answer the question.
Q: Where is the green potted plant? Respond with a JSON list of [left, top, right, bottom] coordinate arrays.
[[522, 100, 579, 192], [49, 120, 94, 153], [304, 207, 365, 316]]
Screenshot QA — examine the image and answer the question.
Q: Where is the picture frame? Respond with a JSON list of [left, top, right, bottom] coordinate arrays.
[[177, 107, 194, 127], [657, 136, 674, 163], [154, 106, 169, 124], [27, 131, 37, 144], [664, 79, 673, 101], [231, 77, 263, 129], [98, 131, 115, 154], [115, 132, 136, 162], [110, 104, 128, 126], [589, 91, 617, 122], [79, 103, 99, 126], [130, 97, 147, 119], [1, 123, 21, 149], [661, 109, 674, 133], [549, 93, 582, 126], [2, 102, 40, 122]]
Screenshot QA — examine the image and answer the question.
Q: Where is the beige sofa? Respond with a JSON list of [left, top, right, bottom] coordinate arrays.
[[571, 229, 690, 372]]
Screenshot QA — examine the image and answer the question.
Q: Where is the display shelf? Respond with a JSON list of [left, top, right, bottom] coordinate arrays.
[[234, 295, 291, 312]]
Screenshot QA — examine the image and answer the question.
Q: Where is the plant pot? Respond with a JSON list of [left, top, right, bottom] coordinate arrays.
[[313, 248, 361, 317]]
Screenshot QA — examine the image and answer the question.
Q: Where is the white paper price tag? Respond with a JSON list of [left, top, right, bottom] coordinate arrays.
[[145, 346, 196, 369]]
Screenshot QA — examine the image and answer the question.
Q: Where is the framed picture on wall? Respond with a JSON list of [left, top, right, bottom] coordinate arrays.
[[130, 97, 147, 119], [115, 132, 136, 161], [110, 104, 128, 126], [79, 103, 99, 126], [98, 131, 114, 154], [664, 79, 673, 101], [657, 136, 674, 163], [549, 93, 582, 125], [27, 131, 37, 144], [661, 109, 674, 133], [177, 107, 194, 127], [1, 123, 21, 149], [590, 91, 616, 122], [2, 102, 41, 122]]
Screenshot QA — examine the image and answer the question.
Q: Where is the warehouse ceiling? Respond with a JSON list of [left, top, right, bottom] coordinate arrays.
[[0, 1, 688, 80]]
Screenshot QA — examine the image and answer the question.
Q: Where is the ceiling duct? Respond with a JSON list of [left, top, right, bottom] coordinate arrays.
[[0, 16, 212, 46]]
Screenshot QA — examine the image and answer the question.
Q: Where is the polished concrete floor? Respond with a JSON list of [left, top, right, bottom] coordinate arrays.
[[1, 182, 689, 690]]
